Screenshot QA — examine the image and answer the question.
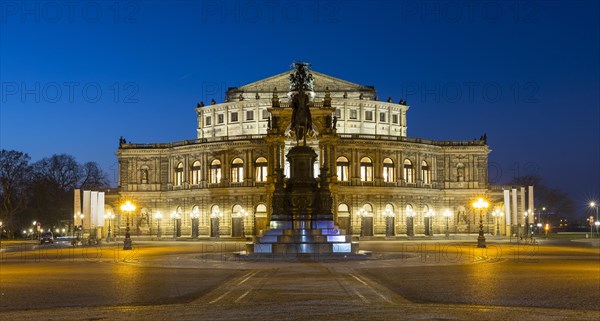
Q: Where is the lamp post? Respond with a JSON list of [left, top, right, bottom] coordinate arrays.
[[191, 209, 199, 238], [426, 210, 435, 236], [239, 209, 249, 238], [120, 200, 136, 250], [384, 207, 395, 237], [155, 212, 163, 239], [492, 209, 503, 236], [472, 197, 489, 248], [106, 211, 115, 242], [32, 220, 38, 240], [78, 213, 84, 241], [443, 210, 451, 238], [357, 208, 366, 237], [406, 207, 415, 237], [590, 202, 598, 237], [211, 210, 222, 238], [170, 211, 180, 239]]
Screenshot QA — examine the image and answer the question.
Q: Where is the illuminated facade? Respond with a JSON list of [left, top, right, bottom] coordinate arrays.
[[111, 69, 523, 238]]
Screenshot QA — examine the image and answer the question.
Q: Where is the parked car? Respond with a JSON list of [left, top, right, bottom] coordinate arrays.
[[40, 231, 54, 244]]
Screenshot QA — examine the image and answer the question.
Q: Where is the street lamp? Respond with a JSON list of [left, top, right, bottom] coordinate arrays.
[[170, 211, 180, 239], [155, 212, 163, 239], [492, 209, 503, 236], [238, 209, 249, 238], [443, 210, 452, 238], [32, 221, 37, 240], [120, 200, 136, 250], [357, 208, 367, 237], [406, 207, 415, 237], [425, 210, 435, 236], [383, 207, 395, 237], [590, 202, 598, 237], [190, 209, 199, 239], [0, 220, 3, 247], [472, 197, 489, 248], [210, 209, 222, 238], [106, 211, 115, 242], [78, 213, 84, 242]]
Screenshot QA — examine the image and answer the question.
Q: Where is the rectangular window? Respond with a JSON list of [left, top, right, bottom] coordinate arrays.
[[349, 110, 358, 120], [246, 110, 254, 121], [392, 114, 399, 124], [262, 109, 269, 119], [205, 116, 211, 126], [217, 114, 224, 124], [230, 112, 238, 122], [380, 112, 386, 122], [334, 108, 342, 118], [365, 111, 373, 121]]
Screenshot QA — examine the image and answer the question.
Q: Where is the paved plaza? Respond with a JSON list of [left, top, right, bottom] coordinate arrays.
[[1, 238, 599, 320]]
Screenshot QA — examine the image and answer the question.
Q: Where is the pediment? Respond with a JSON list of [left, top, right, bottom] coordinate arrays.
[[231, 70, 375, 95]]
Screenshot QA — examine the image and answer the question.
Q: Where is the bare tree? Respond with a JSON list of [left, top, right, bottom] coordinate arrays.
[[79, 161, 108, 189], [0, 150, 32, 238], [32, 154, 81, 192]]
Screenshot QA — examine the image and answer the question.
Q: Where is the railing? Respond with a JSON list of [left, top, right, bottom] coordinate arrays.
[[121, 133, 484, 150], [121, 135, 265, 149], [337, 134, 485, 146]]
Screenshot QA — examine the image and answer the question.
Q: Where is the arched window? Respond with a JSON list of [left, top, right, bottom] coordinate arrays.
[[210, 159, 221, 184], [360, 157, 373, 182], [403, 159, 414, 183], [338, 203, 349, 213], [255, 157, 267, 182], [231, 158, 244, 183], [191, 161, 201, 185], [421, 160, 431, 184], [256, 204, 267, 213], [336, 156, 349, 181], [175, 162, 184, 186], [383, 158, 394, 182], [405, 204, 414, 217], [232, 204, 243, 216]]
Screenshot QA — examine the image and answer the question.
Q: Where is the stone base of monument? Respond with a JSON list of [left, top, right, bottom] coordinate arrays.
[[245, 220, 359, 255]]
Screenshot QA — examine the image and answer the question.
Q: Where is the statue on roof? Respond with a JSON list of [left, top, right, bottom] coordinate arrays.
[[288, 62, 314, 144]]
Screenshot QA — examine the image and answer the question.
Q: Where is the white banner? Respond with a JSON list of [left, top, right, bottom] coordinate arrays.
[[528, 186, 534, 214], [96, 192, 105, 227], [504, 189, 511, 225], [520, 187, 526, 226], [512, 188, 518, 227], [90, 192, 98, 228], [83, 191, 91, 229]]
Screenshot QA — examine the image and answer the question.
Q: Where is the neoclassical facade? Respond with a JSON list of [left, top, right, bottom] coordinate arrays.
[[111, 69, 514, 239]]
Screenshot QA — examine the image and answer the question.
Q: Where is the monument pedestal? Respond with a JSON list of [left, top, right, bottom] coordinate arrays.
[[247, 145, 358, 255]]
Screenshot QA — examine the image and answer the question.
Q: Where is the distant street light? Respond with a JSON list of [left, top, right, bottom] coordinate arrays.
[[472, 197, 489, 248], [120, 200, 136, 250], [155, 212, 163, 239], [492, 209, 503, 236], [170, 211, 180, 239], [406, 207, 415, 237], [590, 202, 598, 238], [106, 211, 115, 242], [443, 210, 452, 238], [383, 207, 395, 237]]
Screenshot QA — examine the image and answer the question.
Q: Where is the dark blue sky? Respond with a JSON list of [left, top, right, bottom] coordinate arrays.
[[1, 1, 598, 214]]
